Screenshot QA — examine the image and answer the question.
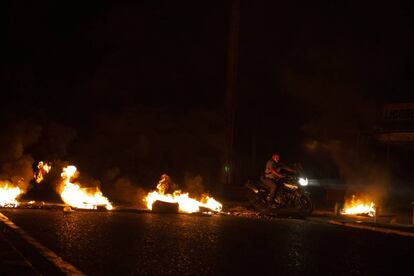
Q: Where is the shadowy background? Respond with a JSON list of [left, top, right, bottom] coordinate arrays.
[[2, 0, 414, 204]]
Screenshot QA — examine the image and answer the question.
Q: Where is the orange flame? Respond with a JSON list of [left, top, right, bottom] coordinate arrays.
[[145, 190, 222, 213], [0, 181, 22, 207], [341, 194, 376, 217], [145, 176, 222, 213], [35, 161, 52, 183], [59, 165, 113, 210]]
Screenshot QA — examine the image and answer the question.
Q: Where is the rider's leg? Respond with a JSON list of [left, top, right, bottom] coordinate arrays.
[[262, 178, 276, 202], [269, 183, 277, 202]]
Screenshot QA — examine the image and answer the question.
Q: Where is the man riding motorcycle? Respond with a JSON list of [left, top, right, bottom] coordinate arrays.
[[261, 153, 296, 205]]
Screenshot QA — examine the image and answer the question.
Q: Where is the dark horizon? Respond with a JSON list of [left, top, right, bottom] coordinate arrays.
[[3, 0, 414, 198]]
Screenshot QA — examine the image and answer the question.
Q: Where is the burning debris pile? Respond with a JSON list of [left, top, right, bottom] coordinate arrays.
[[0, 120, 43, 207], [145, 174, 222, 213], [0, 181, 22, 207], [1, 158, 221, 214], [0, 160, 50, 208], [34, 161, 52, 183], [58, 165, 113, 210], [341, 194, 376, 217]]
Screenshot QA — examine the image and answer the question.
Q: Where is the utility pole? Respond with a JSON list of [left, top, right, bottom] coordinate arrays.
[[225, 0, 240, 188]]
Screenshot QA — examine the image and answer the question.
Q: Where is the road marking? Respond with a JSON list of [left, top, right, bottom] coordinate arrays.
[[309, 217, 414, 238], [0, 212, 84, 275], [0, 231, 40, 274]]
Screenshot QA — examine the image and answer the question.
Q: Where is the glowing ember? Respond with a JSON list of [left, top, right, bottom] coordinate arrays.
[[145, 175, 222, 213], [341, 195, 376, 217], [0, 181, 22, 207], [35, 161, 52, 183], [59, 165, 113, 210]]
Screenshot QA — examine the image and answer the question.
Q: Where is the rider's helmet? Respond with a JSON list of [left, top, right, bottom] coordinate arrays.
[[272, 153, 280, 162]]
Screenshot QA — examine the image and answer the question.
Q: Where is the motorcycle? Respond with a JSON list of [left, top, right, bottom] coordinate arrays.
[[245, 164, 313, 216]]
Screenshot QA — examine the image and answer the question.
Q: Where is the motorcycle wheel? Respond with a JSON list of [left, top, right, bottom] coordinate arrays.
[[246, 190, 279, 215], [295, 193, 313, 216], [246, 187, 265, 207]]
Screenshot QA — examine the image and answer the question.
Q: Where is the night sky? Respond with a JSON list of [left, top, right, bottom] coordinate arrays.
[[2, 0, 414, 200]]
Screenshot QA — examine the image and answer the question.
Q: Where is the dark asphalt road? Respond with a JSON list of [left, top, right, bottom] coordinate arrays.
[[1, 209, 414, 275]]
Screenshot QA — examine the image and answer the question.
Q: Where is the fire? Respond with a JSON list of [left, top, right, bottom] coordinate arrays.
[[341, 194, 376, 217], [35, 161, 52, 183], [0, 181, 22, 207], [145, 191, 222, 213], [145, 175, 222, 213], [59, 165, 113, 210]]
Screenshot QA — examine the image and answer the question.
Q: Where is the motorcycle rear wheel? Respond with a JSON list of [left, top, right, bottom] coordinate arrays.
[[295, 193, 313, 216], [246, 190, 278, 214]]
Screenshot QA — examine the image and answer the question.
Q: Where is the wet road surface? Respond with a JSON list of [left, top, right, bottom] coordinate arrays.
[[1, 209, 414, 275]]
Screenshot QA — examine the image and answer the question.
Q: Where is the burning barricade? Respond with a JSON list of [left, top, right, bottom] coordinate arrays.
[[341, 194, 376, 217], [58, 165, 113, 210], [0, 181, 22, 207], [145, 174, 222, 214], [0, 161, 52, 208], [34, 161, 52, 183], [0, 161, 49, 208]]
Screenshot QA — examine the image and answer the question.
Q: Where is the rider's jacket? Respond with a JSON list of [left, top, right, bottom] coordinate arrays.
[[264, 159, 283, 180]]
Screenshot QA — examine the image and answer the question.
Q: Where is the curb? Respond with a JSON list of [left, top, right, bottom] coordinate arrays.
[[308, 217, 414, 238], [0, 212, 84, 275]]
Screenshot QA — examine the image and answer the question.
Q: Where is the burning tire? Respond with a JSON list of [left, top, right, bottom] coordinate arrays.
[[152, 200, 179, 213]]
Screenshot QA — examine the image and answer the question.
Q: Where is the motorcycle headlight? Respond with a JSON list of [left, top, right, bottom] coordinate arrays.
[[299, 177, 308, 186]]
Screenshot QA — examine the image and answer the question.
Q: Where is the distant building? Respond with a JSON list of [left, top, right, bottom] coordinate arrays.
[[370, 102, 414, 188], [375, 102, 414, 143]]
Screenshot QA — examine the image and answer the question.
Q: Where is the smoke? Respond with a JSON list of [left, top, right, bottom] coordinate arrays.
[[108, 178, 147, 208], [102, 171, 212, 208], [317, 140, 391, 204], [277, 33, 391, 204], [184, 173, 205, 197], [74, 106, 226, 188], [0, 119, 41, 192], [32, 122, 77, 161], [42, 160, 70, 195], [102, 167, 147, 208], [0, 117, 79, 202]]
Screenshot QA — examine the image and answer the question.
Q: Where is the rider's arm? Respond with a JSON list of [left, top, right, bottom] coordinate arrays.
[[283, 166, 296, 173], [270, 167, 284, 178]]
